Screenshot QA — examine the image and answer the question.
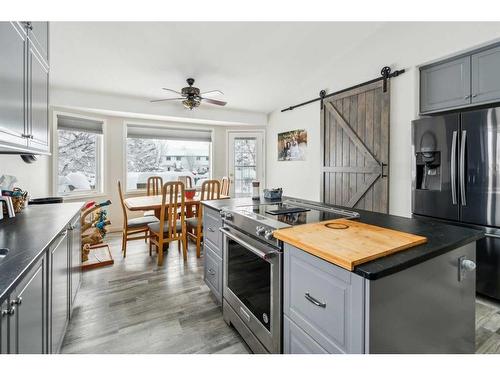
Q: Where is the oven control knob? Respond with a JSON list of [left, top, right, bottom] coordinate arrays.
[[264, 230, 274, 240], [224, 212, 233, 220], [256, 226, 266, 236]]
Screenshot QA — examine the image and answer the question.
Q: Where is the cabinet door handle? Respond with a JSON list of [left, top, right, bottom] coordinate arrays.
[[21, 134, 33, 139], [472, 94, 478, 98], [208, 227, 215, 232], [1, 307, 15, 316], [208, 268, 216, 276], [464, 95, 471, 100], [304, 292, 327, 308], [10, 297, 22, 306]]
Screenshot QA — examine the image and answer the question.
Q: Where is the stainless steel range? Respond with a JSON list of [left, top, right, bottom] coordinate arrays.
[[219, 200, 359, 353]]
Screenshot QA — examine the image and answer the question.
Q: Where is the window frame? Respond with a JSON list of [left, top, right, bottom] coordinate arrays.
[[52, 111, 106, 199], [123, 120, 214, 193]]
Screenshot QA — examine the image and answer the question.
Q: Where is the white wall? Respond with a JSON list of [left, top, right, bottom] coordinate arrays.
[[0, 154, 51, 198], [266, 22, 500, 218]]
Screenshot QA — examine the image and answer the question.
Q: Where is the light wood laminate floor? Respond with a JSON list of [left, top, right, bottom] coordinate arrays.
[[62, 234, 500, 354], [61, 233, 250, 354]]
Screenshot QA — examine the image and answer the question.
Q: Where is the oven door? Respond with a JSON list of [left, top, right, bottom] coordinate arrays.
[[221, 226, 282, 353]]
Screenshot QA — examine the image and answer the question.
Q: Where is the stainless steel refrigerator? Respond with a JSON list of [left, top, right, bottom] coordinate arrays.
[[412, 107, 500, 300]]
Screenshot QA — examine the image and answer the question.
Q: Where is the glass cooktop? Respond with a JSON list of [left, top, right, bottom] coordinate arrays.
[[235, 202, 359, 226]]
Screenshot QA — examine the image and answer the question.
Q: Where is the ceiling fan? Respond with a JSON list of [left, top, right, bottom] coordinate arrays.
[[150, 78, 227, 110]]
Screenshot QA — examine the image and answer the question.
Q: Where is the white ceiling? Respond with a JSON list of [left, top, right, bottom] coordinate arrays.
[[50, 22, 385, 114]]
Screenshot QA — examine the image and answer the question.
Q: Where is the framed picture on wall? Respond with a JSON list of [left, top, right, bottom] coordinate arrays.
[[277, 129, 307, 161]]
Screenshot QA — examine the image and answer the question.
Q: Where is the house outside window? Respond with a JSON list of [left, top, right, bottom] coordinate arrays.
[[126, 124, 212, 191]]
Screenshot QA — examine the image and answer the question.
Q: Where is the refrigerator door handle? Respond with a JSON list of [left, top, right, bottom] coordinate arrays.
[[451, 131, 458, 205], [460, 130, 467, 206]]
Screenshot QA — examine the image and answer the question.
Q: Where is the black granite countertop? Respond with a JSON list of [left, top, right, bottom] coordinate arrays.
[[0, 202, 83, 302], [203, 196, 484, 280]]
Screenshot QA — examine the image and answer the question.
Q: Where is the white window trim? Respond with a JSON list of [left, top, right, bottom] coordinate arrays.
[[122, 120, 215, 193], [225, 128, 266, 195], [52, 110, 107, 199]]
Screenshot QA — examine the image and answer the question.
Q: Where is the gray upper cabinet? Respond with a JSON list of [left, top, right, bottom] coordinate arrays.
[[472, 45, 500, 105], [420, 42, 500, 114], [0, 21, 50, 154], [420, 56, 471, 114], [28, 44, 49, 153], [28, 22, 49, 63], [0, 22, 28, 150]]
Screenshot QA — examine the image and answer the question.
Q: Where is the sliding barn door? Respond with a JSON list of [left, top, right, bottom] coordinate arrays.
[[321, 80, 390, 213]]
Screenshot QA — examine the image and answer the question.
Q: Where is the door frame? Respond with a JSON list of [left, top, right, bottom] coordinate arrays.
[[226, 129, 266, 197]]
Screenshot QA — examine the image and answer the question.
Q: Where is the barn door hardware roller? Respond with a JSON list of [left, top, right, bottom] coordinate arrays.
[[281, 66, 405, 113]]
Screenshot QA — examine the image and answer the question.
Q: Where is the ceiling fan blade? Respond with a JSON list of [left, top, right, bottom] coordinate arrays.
[[200, 90, 224, 97], [150, 98, 184, 103], [202, 97, 227, 106], [162, 88, 183, 95]]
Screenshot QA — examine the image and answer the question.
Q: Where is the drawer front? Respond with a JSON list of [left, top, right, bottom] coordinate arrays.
[[284, 316, 328, 354], [204, 244, 222, 303], [284, 244, 364, 353], [203, 207, 222, 252]]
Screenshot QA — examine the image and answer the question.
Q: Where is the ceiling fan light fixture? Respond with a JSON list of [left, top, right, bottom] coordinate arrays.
[[182, 98, 200, 110]]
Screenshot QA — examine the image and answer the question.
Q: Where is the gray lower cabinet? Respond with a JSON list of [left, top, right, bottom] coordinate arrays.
[[204, 243, 223, 304], [0, 255, 47, 354], [420, 56, 471, 114], [472, 44, 500, 105], [203, 206, 223, 303], [9, 256, 47, 354], [69, 215, 82, 310], [0, 212, 81, 355], [283, 316, 327, 354], [0, 299, 10, 353], [203, 206, 222, 257], [283, 244, 364, 354], [50, 229, 70, 354]]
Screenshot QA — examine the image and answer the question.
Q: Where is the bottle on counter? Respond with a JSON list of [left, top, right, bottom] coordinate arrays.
[[252, 180, 260, 200]]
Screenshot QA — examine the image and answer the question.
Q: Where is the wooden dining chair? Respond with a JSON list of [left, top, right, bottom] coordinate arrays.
[[144, 176, 163, 217], [148, 181, 188, 266], [147, 176, 163, 195], [220, 176, 230, 196], [178, 175, 193, 189], [118, 181, 159, 258], [187, 179, 221, 258]]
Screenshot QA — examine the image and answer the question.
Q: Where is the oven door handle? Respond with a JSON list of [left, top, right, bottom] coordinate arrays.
[[220, 227, 280, 260]]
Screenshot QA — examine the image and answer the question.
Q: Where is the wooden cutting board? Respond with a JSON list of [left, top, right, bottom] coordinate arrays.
[[273, 219, 427, 271]]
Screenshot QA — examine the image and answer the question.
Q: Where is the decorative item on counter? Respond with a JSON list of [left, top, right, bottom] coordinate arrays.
[[264, 188, 283, 200], [1, 187, 28, 215], [252, 180, 260, 200], [81, 199, 114, 270]]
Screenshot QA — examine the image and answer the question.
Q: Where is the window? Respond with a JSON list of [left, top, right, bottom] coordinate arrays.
[[126, 124, 212, 191], [56, 115, 103, 196]]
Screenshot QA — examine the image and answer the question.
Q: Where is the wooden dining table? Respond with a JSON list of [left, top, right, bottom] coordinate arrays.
[[124, 193, 230, 219]]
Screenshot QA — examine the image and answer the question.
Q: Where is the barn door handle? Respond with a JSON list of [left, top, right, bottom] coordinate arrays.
[[381, 163, 388, 178]]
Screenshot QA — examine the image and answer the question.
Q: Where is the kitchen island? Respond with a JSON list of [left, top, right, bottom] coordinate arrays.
[[202, 196, 483, 354]]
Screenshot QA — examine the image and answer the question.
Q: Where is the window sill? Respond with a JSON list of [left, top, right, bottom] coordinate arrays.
[[61, 192, 107, 202]]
